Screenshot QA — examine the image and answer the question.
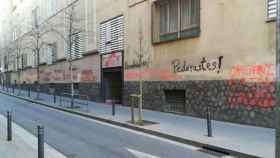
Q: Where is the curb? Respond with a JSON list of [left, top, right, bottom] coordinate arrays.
[[0, 90, 261, 158]]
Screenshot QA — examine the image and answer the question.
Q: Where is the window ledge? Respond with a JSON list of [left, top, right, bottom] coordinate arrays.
[[266, 17, 276, 23], [153, 28, 200, 45]]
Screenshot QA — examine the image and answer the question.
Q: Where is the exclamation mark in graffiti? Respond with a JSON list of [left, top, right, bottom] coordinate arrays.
[[217, 56, 224, 74]]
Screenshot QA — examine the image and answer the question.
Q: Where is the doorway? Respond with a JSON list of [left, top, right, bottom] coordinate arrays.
[[102, 68, 123, 103]]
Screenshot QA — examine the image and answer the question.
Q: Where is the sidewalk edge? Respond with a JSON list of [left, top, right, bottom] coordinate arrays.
[[0, 91, 261, 158]]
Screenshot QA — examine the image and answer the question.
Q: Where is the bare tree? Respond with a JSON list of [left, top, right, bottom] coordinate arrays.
[[128, 19, 151, 124], [49, 0, 90, 108], [22, 19, 52, 99], [2, 43, 14, 89]]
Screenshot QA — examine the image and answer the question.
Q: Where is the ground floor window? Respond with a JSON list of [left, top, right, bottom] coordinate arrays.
[[164, 90, 186, 113]]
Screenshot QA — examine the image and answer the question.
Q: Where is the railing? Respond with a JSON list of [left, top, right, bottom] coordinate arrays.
[[58, 92, 90, 112]]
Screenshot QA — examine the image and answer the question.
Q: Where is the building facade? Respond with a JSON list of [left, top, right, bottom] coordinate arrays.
[[0, 0, 277, 128]]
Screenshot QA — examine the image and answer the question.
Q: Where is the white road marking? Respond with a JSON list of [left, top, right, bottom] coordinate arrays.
[[126, 148, 161, 158], [222, 156, 236, 158]]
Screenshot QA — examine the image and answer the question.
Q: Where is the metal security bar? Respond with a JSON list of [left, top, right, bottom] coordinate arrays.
[[59, 93, 89, 112]]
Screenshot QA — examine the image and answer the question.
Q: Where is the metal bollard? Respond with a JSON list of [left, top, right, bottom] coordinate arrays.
[[53, 93, 56, 104], [130, 96, 135, 124], [28, 87, 31, 97], [207, 106, 213, 137], [112, 100, 115, 116], [7, 111, 12, 141], [37, 126, 44, 158], [12, 86, 14, 93]]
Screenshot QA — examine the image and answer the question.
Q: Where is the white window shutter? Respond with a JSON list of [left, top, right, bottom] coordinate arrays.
[[268, 0, 277, 18], [68, 32, 84, 60], [99, 16, 124, 54]]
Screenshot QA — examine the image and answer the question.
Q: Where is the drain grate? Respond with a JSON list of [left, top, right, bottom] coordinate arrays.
[[198, 146, 230, 157]]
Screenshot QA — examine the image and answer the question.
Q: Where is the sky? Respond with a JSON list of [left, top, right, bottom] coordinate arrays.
[[0, 0, 9, 22]]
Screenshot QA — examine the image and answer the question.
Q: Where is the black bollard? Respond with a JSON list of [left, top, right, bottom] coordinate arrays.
[[7, 111, 12, 141], [112, 100, 115, 116], [37, 126, 44, 158], [53, 92, 56, 104], [130, 96, 135, 124], [28, 87, 31, 97], [207, 106, 213, 137]]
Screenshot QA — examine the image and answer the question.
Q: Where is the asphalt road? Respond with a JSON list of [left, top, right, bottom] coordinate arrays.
[[0, 93, 219, 158]]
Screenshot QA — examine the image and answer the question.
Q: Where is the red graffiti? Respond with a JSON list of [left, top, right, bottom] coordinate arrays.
[[81, 70, 96, 82], [229, 64, 273, 82], [53, 70, 64, 81], [227, 64, 275, 109], [103, 51, 122, 68], [23, 69, 97, 82], [125, 68, 182, 81]]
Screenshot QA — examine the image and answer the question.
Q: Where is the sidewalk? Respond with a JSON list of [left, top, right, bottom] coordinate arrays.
[[2, 87, 276, 158], [0, 114, 66, 158]]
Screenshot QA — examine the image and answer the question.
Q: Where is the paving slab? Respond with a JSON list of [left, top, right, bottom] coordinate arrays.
[[0, 114, 67, 158]]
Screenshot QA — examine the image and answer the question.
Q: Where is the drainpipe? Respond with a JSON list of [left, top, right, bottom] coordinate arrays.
[[275, 0, 280, 157]]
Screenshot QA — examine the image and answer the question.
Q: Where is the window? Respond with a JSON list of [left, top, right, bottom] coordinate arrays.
[[152, 0, 200, 43], [99, 16, 124, 54], [40, 47, 47, 64], [12, 28, 17, 41], [21, 54, 27, 68], [164, 90, 186, 114], [47, 0, 57, 17], [32, 7, 39, 29], [4, 56, 8, 70], [67, 32, 84, 60], [46, 43, 57, 64], [33, 50, 38, 67], [267, 0, 277, 19]]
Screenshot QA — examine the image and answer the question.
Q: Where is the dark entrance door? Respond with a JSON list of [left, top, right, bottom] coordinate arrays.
[[102, 68, 123, 103]]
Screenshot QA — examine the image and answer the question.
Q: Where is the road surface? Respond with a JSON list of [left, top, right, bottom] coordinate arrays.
[[0, 93, 220, 158]]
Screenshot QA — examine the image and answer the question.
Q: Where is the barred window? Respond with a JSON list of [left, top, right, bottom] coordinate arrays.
[[152, 0, 200, 43], [267, 0, 277, 19]]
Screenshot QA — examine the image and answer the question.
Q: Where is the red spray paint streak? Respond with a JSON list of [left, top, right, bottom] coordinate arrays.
[[125, 68, 183, 81], [227, 64, 275, 109], [24, 69, 97, 82]]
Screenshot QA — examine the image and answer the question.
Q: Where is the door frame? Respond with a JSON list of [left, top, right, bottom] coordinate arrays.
[[100, 51, 124, 103]]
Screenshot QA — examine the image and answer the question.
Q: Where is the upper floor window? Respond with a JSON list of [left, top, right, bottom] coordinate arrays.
[[152, 0, 200, 43], [47, 0, 57, 17], [66, 32, 84, 60], [21, 54, 28, 68], [32, 7, 39, 29], [99, 16, 124, 54], [46, 43, 57, 64], [267, 0, 277, 19], [12, 28, 17, 41]]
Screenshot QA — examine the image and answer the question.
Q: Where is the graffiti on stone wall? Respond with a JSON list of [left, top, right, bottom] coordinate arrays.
[[125, 60, 150, 70], [172, 56, 224, 74], [80, 70, 96, 81], [125, 68, 183, 81], [23, 69, 97, 83], [227, 64, 275, 109]]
